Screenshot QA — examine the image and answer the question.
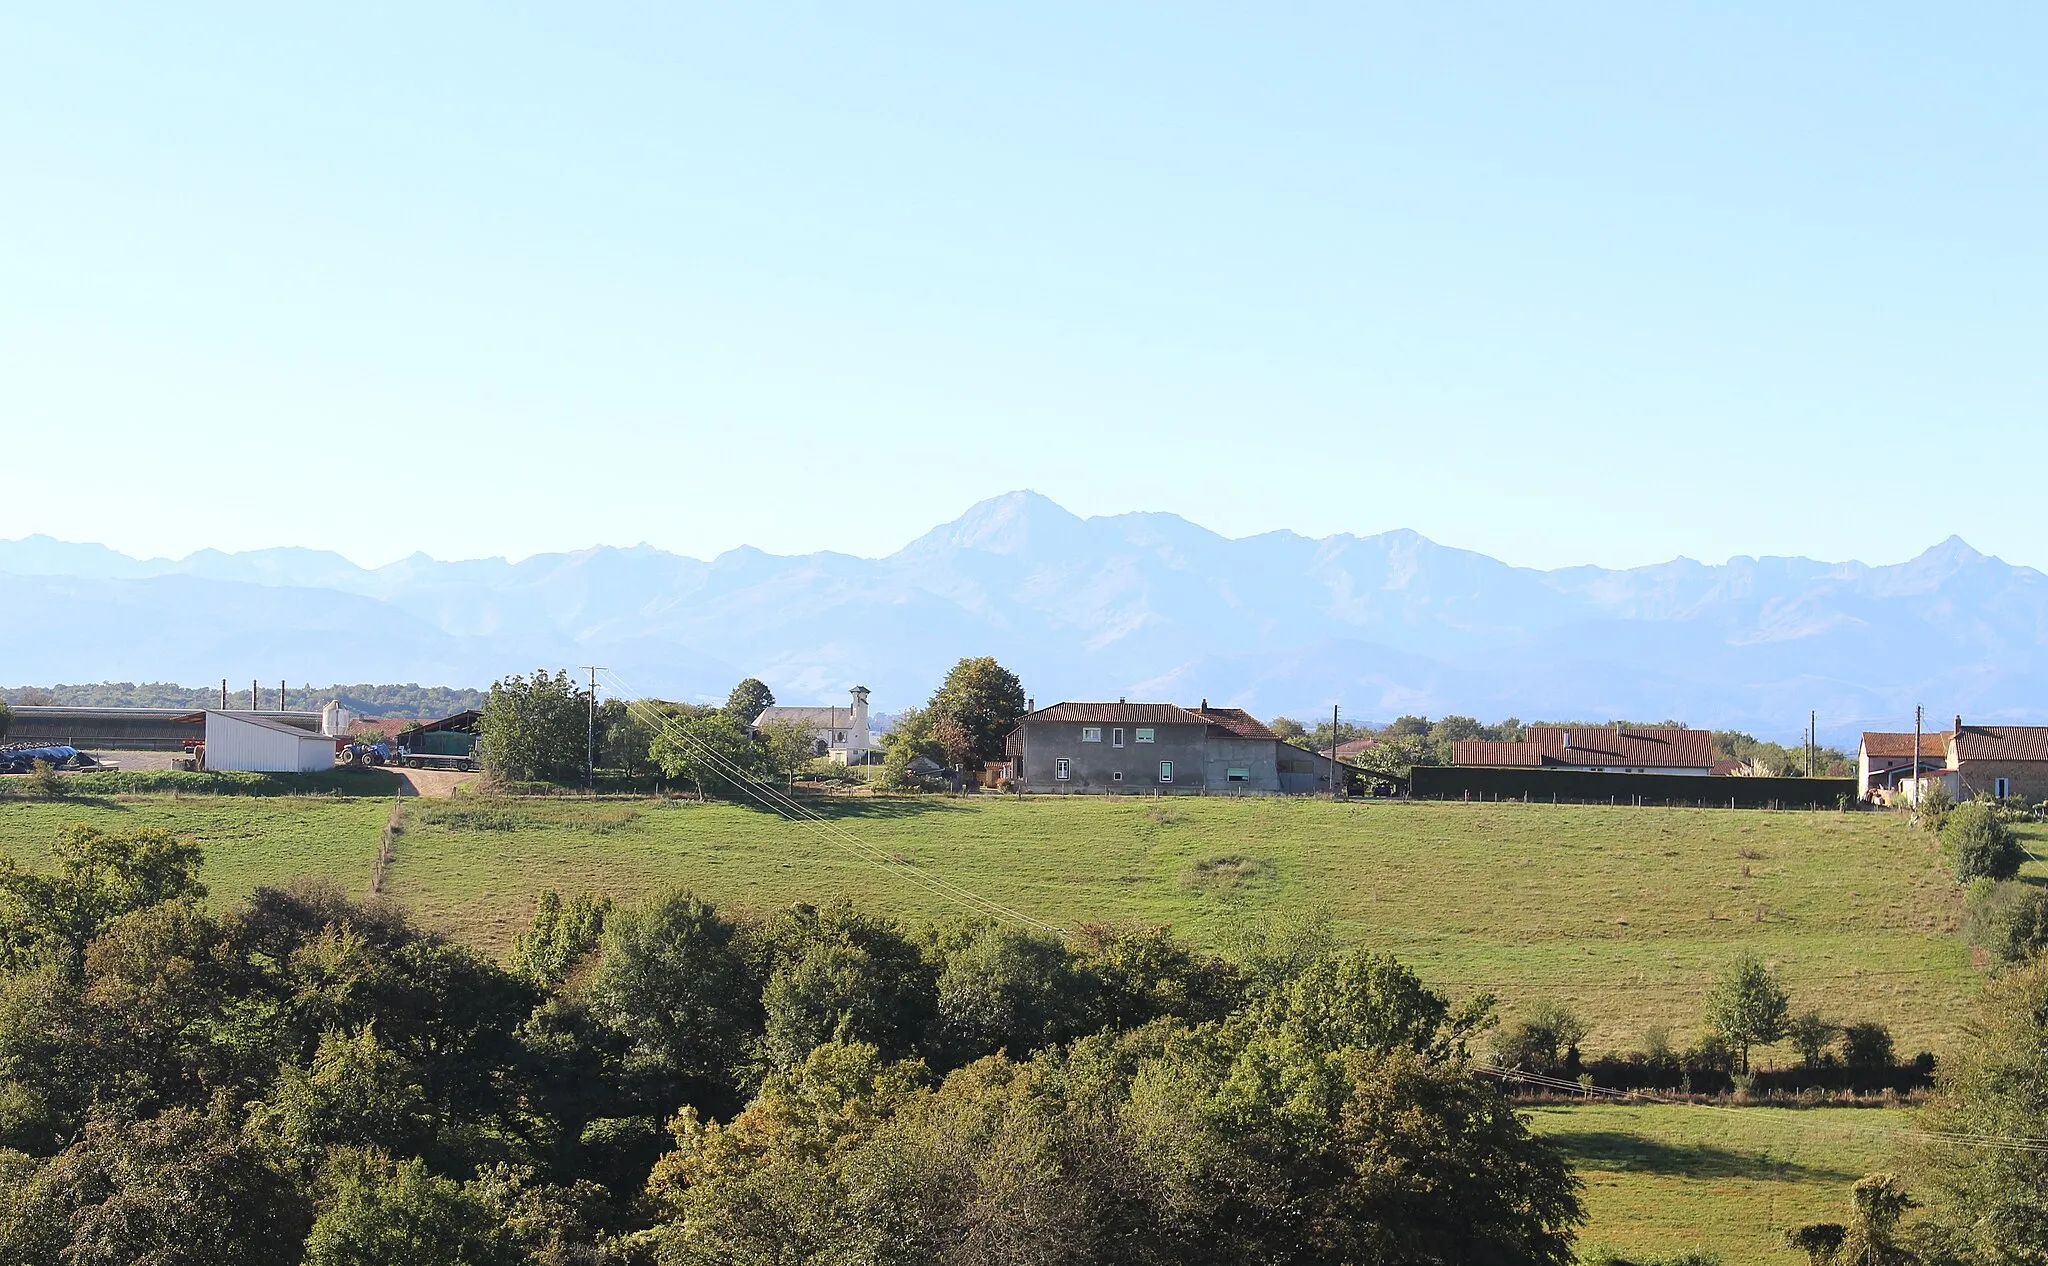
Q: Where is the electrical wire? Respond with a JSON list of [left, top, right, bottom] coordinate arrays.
[[598, 670, 1066, 936]]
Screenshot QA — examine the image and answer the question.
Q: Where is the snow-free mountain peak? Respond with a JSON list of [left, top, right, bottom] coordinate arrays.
[[0, 497, 2039, 742]]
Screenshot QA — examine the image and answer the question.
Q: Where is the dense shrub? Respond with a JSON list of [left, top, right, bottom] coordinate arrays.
[[1946, 801, 2025, 882], [0, 826, 1593, 1264], [1992, 886, 2048, 964]]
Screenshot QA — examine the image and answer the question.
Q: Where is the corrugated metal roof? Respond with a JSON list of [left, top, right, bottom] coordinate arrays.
[[207, 711, 334, 739]]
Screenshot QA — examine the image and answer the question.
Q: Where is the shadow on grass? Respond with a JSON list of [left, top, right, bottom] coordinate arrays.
[[0, 793, 131, 811], [1544, 1129, 1861, 1185]]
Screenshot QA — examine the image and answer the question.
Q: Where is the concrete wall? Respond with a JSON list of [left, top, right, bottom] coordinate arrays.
[[204, 713, 336, 773], [1018, 721, 1209, 792], [1203, 736, 1279, 792]]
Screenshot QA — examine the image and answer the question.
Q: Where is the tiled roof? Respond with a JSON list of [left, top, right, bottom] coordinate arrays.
[[1021, 702, 1209, 726], [1954, 725, 2048, 763], [1192, 707, 1279, 741], [1453, 740, 1544, 767], [1860, 732, 1952, 760], [1457, 726, 1714, 769]]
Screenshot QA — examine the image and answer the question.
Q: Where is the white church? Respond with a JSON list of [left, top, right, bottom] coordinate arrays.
[[751, 686, 873, 764]]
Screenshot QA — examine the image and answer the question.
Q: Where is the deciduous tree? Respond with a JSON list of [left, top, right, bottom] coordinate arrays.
[[1704, 954, 1790, 1073], [478, 670, 588, 785], [928, 657, 1025, 768]]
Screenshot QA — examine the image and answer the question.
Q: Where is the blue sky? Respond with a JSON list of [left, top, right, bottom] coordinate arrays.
[[3, 4, 2043, 570]]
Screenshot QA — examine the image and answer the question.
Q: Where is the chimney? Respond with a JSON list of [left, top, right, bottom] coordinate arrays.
[[1956, 714, 1964, 736], [1563, 731, 1573, 750], [1119, 696, 1126, 704], [1026, 698, 1034, 713], [1200, 698, 1208, 709]]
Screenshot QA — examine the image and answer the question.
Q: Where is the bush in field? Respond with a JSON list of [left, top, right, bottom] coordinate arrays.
[[1493, 1001, 1590, 1075], [1703, 954, 1790, 1074], [477, 669, 588, 785], [1993, 886, 2048, 963], [1945, 801, 2024, 882]]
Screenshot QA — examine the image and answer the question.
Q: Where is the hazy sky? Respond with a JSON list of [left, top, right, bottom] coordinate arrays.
[[4, 4, 2043, 570]]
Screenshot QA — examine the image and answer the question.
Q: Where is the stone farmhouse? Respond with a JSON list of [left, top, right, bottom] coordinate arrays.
[[1859, 716, 2048, 802], [1000, 700, 1344, 794]]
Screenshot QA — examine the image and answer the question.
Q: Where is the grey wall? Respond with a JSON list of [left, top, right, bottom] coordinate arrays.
[[1203, 735, 1280, 792], [1019, 720, 1209, 792]]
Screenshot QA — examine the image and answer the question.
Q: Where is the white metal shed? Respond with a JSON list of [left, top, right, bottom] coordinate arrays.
[[203, 711, 338, 773]]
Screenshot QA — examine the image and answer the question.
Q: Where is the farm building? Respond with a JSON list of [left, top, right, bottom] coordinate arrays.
[[1002, 700, 1347, 794], [202, 711, 339, 773]]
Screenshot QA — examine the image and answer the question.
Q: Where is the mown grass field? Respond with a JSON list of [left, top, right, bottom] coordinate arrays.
[[1527, 1103, 1908, 1264], [0, 792, 1987, 1053]]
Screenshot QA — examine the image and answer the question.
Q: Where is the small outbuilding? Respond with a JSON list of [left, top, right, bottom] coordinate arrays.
[[202, 711, 339, 773]]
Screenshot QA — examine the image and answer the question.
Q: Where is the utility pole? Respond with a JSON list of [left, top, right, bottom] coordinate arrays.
[[1331, 703, 1341, 801], [580, 666, 605, 794], [1809, 709, 1816, 777], [1913, 704, 1923, 805]]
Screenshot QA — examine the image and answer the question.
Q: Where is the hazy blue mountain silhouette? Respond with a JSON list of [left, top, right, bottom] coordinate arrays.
[[3, 493, 2040, 741]]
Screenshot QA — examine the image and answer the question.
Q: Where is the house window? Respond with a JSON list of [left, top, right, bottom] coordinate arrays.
[[1113, 728, 1125, 747], [1112, 770, 1123, 781], [1227, 767, 1249, 782], [1055, 757, 1071, 781], [1158, 761, 1173, 783], [835, 732, 845, 743], [1082, 727, 1102, 743], [1997, 776, 2012, 799], [1135, 728, 1155, 743]]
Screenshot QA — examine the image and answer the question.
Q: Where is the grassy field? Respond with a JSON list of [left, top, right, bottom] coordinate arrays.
[[0, 792, 1984, 1053], [1527, 1103, 1908, 1264]]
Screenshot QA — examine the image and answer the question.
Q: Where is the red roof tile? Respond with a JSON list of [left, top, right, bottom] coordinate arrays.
[[1457, 726, 1713, 769], [1954, 726, 2048, 763], [1453, 740, 1544, 766], [1860, 732, 1952, 760], [1192, 707, 1279, 741]]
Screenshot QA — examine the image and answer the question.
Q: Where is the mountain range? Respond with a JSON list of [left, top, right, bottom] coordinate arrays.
[[3, 491, 2041, 743]]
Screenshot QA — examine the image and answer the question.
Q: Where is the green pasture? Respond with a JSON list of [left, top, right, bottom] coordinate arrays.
[[1527, 1103, 1909, 1264], [0, 792, 1980, 1053]]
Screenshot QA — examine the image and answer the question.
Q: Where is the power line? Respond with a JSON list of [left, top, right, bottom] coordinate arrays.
[[600, 671, 1066, 936]]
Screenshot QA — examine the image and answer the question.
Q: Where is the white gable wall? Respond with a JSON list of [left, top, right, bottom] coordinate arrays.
[[204, 713, 337, 773]]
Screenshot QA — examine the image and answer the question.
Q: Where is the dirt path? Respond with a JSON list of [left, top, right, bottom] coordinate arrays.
[[387, 768, 475, 798]]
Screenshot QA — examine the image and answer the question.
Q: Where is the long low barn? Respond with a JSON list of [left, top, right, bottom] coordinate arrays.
[[5, 705, 324, 751]]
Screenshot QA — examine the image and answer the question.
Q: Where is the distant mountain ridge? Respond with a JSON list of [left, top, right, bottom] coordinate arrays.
[[3, 492, 2041, 743]]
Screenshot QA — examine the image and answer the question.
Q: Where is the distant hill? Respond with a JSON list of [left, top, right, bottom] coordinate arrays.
[[0, 682, 488, 720], [4, 491, 2043, 744]]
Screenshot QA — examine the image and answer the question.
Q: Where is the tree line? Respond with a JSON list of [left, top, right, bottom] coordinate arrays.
[[0, 824, 1583, 1263], [475, 659, 1028, 793]]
